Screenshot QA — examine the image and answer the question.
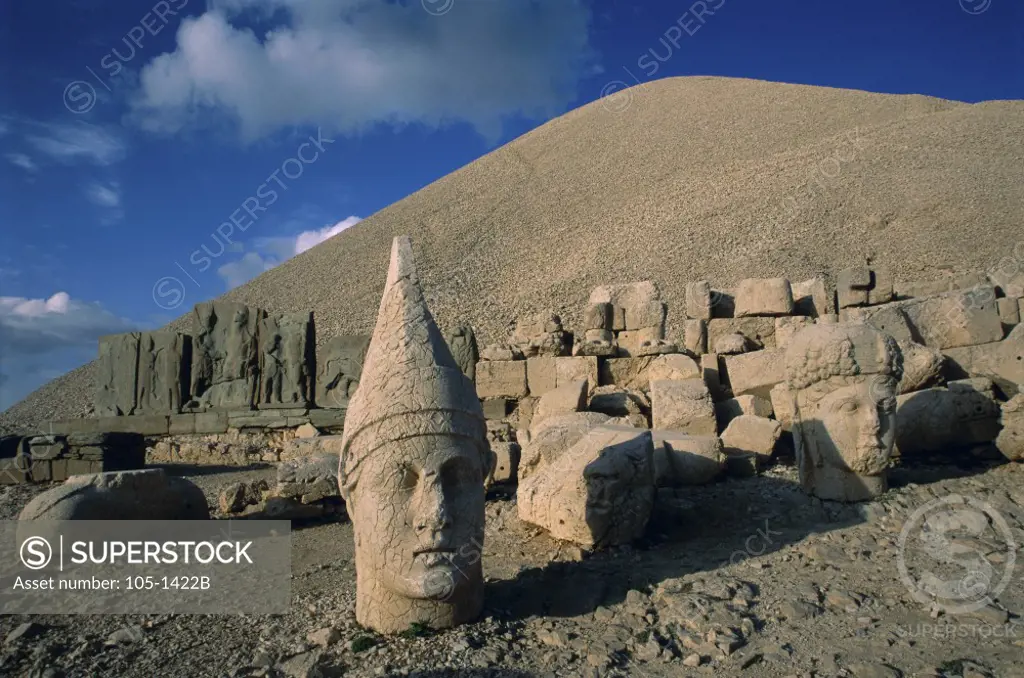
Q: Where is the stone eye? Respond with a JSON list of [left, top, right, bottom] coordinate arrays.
[[837, 400, 858, 414]]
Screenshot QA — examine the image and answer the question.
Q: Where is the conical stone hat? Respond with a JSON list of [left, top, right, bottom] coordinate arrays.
[[338, 236, 486, 493]]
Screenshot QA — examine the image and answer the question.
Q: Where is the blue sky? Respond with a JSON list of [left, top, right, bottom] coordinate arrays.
[[0, 0, 1021, 410]]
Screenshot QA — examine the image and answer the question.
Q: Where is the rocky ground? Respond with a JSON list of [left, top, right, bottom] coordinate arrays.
[[1, 457, 1022, 678]]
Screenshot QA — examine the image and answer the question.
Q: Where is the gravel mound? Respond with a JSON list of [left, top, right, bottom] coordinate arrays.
[[3, 76, 1023, 434]]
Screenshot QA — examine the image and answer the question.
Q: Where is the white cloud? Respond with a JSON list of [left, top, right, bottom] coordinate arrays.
[[0, 292, 135, 356], [5, 153, 37, 172], [130, 0, 594, 141], [25, 122, 126, 166], [217, 251, 278, 288], [85, 181, 122, 208], [294, 215, 361, 254]]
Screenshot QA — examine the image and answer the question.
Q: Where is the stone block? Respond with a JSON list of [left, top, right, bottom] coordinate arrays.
[[646, 354, 700, 384], [769, 384, 797, 432], [720, 415, 782, 460], [900, 288, 1004, 350], [476, 360, 528, 399], [651, 431, 724, 486], [67, 459, 97, 477], [842, 303, 915, 343], [868, 267, 894, 305], [996, 395, 1024, 462], [521, 411, 613, 480], [103, 415, 170, 436], [533, 380, 588, 428], [625, 300, 666, 331], [898, 341, 946, 394], [0, 456, 29, 484], [710, 288, 736, 318], [258, 312, 315, 409], [650, 379, 716, 435], [517, 425, 655, 548], [685, 281, 712, 320], [837, 267, 871, 309], [191, 302, 263, 410], [481, 398, 513, 420], [49, 418, 106, 436], [707, 317, 776, 351], [136, 331, 191, 415], [168, 414, 197, 435], [792, 277, 833, 317], [283, 435, 345, 461], [895, 279, 953, 299], [510, 396, 537, 432], [584, 303, 612, 331], [316, 334, 371, 408], [715, 395, 773, 431], [228, 411, 290, 430], [774, 316, 814, 351], [486, 442, 521, 486], [997, 297, 1020, 327], [723, 350, 787, 398], [588, 386, 650, 424], [700, 354, 724, 401], [446, 324, 479, 381], [590, 281, 662, 331], [194, 411, 229, 434], [95, 332, 140, 417], [896, 382, 1002, 456], [989, 266, 1024, 298], [734, 278, 794, 317], [526, 356, 557, 396], [307, 408, 346, 431], [713, 333, 750, 355], [616, 326, 665, 357], [50, 459, 68, 482], [942, 324, 1023, 397], [683, 319, 707, 355], [555, 356, 599, 392], [599, 355, 697, 391], [28, 436, 67, 460], [575, 329, 617, 357]]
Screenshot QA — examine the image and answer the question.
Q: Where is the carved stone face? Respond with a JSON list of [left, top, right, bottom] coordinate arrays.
[[797, 375, 898, 476], [349, 434, 485, 601]]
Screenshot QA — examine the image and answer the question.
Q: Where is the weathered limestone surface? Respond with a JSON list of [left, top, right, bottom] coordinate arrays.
[[533, 380, 587, 428], [707, 318, 776, 352], [734, 278, 794, 317], [837, 267, 871, 309], [446, 324, 479, 381], [276, 454, 340, 503], [714, 333, 750, 355], [316, 335, 370, 408], [715, 395, 773, 430], [588, 386, 650, 426], [896, 340, 945, 394], [520, 412, 613, 481], [723, 350, 787, 398], [720, 415, 782, 460], [599, 355, 698, 391], [996, 298, 1020, 327], [259, 312, 315, 409], [843, 304, 915, 343], [683, 319, 707, 355], [191, 302, 263, 410], [511, 311, 570, 358], [996, 394, 1023, 461], [650, 379, 716, 435], [769, 384, 797, 432], [18, 469, 208, 520], [337, 236, 488, 634], [700, 354, 724, 401], [943, 324, 1023, 397], [895, 380, 1002, 456], [785, 323, 903, 502], [96, 333, 140, 416], [476, 360, 528, 399], [650, 430, 724, 486], [898, 287, 1004, 350], [792, 277, 832, 317], [486, 442, 521, 486], [591, 281, 661, 327], [775, 317, 814, 351], [685, 281, 712, 320], [136, 331, 191, 414], [518, 426, 655, 548]]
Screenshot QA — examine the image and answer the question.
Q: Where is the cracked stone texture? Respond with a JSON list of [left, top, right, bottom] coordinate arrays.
[[996, 394, 1024, 461], [895, 381, 1002, 457], [518, 425, 655, 548], [191, 302, 263, 410], [337, 236, 487, 634], [445, 324, 479, 381], [95, 333, 140, 417], [258, 312, 315, 409], [650, 379, 716, 436], [135, 331, 191, 415], [785, 323, 904, 502], [519, 411, 615, 481], [315, 334, 370, 409]]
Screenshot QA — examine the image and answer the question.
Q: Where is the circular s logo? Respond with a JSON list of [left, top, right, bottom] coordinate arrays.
[[20, 536, 53, 570]]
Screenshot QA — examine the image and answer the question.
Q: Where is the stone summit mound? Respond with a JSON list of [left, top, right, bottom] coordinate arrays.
[[3, 76, 1023, 433]]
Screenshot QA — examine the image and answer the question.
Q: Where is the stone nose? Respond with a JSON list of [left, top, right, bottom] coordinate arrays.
[[861, 403, 882, 433], [414, 480, 452, 534]]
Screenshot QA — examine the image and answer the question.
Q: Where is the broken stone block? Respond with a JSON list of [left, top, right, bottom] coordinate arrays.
[[769, 384, 797, 432], [683, 319, 707, 355], [517, 426, 655, 548], [598, 354, 696, 391], [258, 312, 315, 409], [714, 333, 751, 355], [306, 409, 346, 432], [584, 303, 613, 331], [526, 356, 558, 396], [520, 411, 613, 480], [707, 317, 776, 351], [897, 340, 945, 394], [191, 302, 263, 410], [723, 350, 787, 398], [316, 335, 370, 409], [555, 356, 599, 392], [842, 303, 915, 343], [625, 300, 666, 331], [685, 281, 712, 320], [588, 386, 650, 424], [792, 277, 833, 317], [646, 354, 700, 384], [617, 326, 665, 357], [895, 381, 1002, 456], [481, 398, 513, 420], [989, 266, 1024, 298], [96, 332, 140, 416], [700, 354, 724, 401], [943, 324, 1023, 397], [720, 415, 782, 461], [590, 281, 663, 331], [651, 431, 724, 486], [775, 317, 814, 351], [576, 329, 617, 357], [818, 313, 839, 324], [997, 297, 1021, 328], [27, 435, 66, 460], [479, 344, 520, 361], [446, 324, 479, 381], [996, 395, 1023, 462], [509, 396, 537, 432], [868, 267, 894, 305], [476, 360, 528, 399], [18, 469, 209, 520], [533, 380, 588, 427], [899, 287, 1004, 350], [276, 454, 340, 501], [512, 311, 571, 358], [715, 395, 773, 431], [734, 278, 794, 317], [650, 379, 716, 435], [486, 442, 521, 486], [837, 267, 872, 309], [136, 331, 191, 414]]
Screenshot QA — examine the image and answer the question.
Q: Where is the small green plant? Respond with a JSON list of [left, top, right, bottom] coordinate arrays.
[[350, 635, 377, 653], [400, 622, 432, 639]]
